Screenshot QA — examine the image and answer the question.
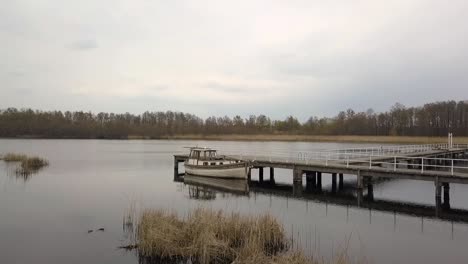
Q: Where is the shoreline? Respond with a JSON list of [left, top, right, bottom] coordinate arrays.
[[155, 134, 467, 144], [1, 134, 466, 144]]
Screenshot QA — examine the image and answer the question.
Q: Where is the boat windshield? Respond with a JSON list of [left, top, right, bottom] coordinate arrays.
[[207, 150, 217, 159], [189, 149, 217, 160]]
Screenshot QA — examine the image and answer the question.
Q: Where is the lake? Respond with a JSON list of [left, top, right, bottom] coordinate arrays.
[[1, 139, 468, 263]]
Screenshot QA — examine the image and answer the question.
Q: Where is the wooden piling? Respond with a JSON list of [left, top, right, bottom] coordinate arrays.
[[316, 172, 322, 191], [293, 168, 303, 183], [339, 173, 344, 190], [174, 156, 179, 171], [366, 176, 374, 201], [293, 168, 303, 196], [435, 177, 442, 216], [306, 171, 316, 190], [259, 167, 264, 183], [357, 171, 363, 190], [332, 173, 337, 192], [270, 167, 275, 183], [443, 182, 450, 209]]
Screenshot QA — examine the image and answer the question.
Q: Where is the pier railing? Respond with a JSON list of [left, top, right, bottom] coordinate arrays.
[[222, 144, 468, 176], [323, 143, 468, 156]]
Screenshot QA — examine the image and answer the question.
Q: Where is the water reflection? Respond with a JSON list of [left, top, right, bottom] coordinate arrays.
[[184, 175, 249, 195], [2, 139, 467, 264], [176, 175, 468, 224], [187, 186, 217, 200], [2, 162, 44, 182]]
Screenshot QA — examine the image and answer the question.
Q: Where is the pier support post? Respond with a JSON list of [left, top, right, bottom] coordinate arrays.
[[247, 168, 252, 182], [293, 168, 303, 196], [366, 177, 374, 201], [435, 177, 442, 217], [357, 171, 363, 207], [174, 157, 179, 172], [443, 182, 450, 210], [357, 171, 363, 190], [259, 167, 264, 183], [306, 171, 316, 191], [316, 172, 322, 192], [332, 173, 337, 193], [293, 168, 303, 183], [270, 167, 275, 183], [339, 173, 344, 190], [173, 157, 184, 181]]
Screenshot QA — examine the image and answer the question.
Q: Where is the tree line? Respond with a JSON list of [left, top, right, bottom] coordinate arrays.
[[0, 100, 467, 139]]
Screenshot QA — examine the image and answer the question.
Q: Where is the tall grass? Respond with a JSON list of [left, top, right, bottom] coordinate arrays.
[[1, 153, 49, 175], [19, 156, 49, 171], [2, 153, 28, 162], [132, 208, 346, 264]]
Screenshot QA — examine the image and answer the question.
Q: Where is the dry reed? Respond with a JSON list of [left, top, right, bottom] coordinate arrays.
[[2, 153, 28, 162], [1, 153, 49, 175], [133, 208, 336, 264]]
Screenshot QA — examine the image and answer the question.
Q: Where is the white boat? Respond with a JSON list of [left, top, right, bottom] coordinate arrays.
[[184, 147, 248, 179]]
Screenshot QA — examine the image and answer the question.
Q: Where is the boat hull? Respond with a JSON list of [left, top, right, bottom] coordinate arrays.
[[185, 164, 247, 179]]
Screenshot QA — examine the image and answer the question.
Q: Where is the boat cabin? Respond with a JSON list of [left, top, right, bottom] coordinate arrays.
[[186, 147, 239, 166], [189, 148, 218, 161]]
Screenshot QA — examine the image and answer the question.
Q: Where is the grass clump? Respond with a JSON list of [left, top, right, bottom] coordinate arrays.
[[2, 153, 28, 162], [19, 156, 49, 171], [133, 208, 321, 264], [1, 153, 49, 175]]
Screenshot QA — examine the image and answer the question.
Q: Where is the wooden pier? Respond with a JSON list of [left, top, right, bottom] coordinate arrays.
[[174, 144, 468, 211]]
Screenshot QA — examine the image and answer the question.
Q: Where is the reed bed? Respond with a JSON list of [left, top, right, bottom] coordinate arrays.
[[2, 153, 28, 162], [1, 153, 49, 175], [133, 208, 345, 264]]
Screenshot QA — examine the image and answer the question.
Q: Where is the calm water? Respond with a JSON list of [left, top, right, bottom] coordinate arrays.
[[1, 139, 468, 263]]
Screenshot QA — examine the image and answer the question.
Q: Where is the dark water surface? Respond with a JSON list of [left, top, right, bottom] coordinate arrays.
[[1, 139, 468, 263]]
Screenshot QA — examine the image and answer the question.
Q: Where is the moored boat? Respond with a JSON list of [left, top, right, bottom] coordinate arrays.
[[184, 147, 248, 179]]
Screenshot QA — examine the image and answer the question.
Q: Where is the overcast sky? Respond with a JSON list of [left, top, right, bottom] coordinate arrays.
[[1, 0, 467, 120]]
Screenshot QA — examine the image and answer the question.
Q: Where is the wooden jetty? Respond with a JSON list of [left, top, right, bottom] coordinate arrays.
[[174, 143, 468, 210]]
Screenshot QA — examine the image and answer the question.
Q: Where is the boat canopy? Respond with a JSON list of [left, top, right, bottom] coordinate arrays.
[[187, 147, 218, 160]]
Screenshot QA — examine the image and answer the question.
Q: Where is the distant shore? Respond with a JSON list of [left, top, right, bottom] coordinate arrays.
[[3, 134, 467, 144], [133, 134, 468, 144]]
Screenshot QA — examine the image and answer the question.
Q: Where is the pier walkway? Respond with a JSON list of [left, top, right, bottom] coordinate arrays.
[[174, 143, 468, 209]]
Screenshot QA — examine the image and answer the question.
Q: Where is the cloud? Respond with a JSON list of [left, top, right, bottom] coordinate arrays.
[[0, 0, 467, 120]]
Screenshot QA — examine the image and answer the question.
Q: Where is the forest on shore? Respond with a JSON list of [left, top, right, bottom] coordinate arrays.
[[0, 100, 467, 139]]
